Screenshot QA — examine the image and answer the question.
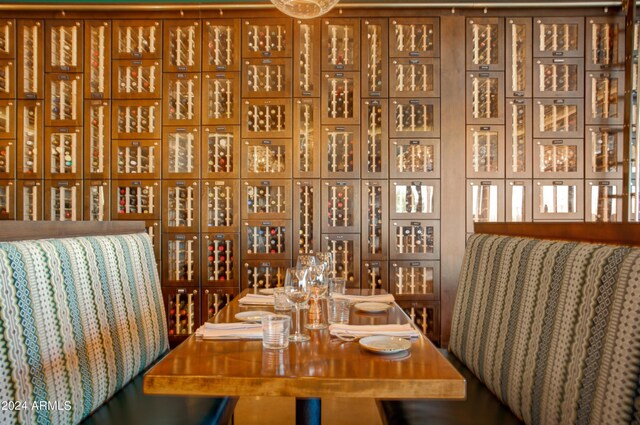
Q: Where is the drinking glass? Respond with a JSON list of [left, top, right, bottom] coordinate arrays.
[[305, 263, 328, 330], [296, 254, 318, 269], [314, 251, 334, 279], [328, 277, 346, 296], [284, 267, 311, 342]]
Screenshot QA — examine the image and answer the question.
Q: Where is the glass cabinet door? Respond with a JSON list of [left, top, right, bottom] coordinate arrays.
[[45, 180, 82, 221], [243, 19, 292, 58], [163, 19, 201, 72], [586, 17, 624, 70], [466, 18, 504, 71], [242, 58, 291, 98], [321, 180, 361, 234], [293, 180, 320, 255], [242, 99, 291, 139], [113, 20, 161, 59], [390, 99, 440, 138], [390, 180, 440, 220], [163, 234, 200, 285], [321, 72, 360, 125], [84, 180, 109, 221], [0, 20, 15, 60], [242, 261, 290, 291], [466, 126, 505, 178], [203, 19, 240, 72], [293, 98, 320, 179], [586, 127, 622, 179], [534, 58, 584, 98], [84, 21, 111, 99], [390, 261, 439, 300], [322, 235, 360, 288], [242, 139, 291, 179], [389, 220, 440, 260], [321, 18, 360, 71], [112, 180, 160, 220], [534, 99, 584, 139], [241, 179, 292, 221], [163, 73, 200, 126], [163, 180, 199, 233], [321, 125, 359, 179], [201, 126, 239, 179], [506, 180, 532, 222], [361, 180, 388, 260], [466, 180, 505, 231], [201, 179, 239, 233], [84, 100, 110, 179], [390, 58, 440, 98], [0, 179, 14, 220], [466, 72, 504, 124], [45, 73, 82, 127], [390, 18, 439, 58], [506, 99, 532, 178], [361, 99, 388, 178], [45, 127, 82, 180], [202, 72, 240, 126], [506, 18, 532, 98], [17, 20, 44, 99], [293, 19, 320, 98], [362, 19, 388, 97], [586, 180, 622, 222], [242, 220, 292, 260], [390, 139, 439, 179], [534, 17, 584, 58], [586, 71, 623, 125], [162, 127, 199, 179], [202, 234, 239, 286], [46, 20, 82, 73], [112, 100, 161, 139], [533, 179, 584, 221], [113, 60, 161, 99]]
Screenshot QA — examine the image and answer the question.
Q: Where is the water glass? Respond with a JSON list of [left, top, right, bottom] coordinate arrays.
[[328, 277, 346, 296], [328, 298, 350, 324], [262, 314, 291, 350], [273, 287, 291, 311]]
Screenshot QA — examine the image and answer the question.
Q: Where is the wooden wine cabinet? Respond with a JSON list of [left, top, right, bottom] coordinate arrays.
[[44, 179, 82, 221], [16, 180, 41, 221], [241, 259, 290, 291], [84, 179, 109, 221], [202, 233, 239, 287]]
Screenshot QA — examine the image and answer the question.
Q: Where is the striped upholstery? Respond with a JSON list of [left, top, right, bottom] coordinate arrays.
[[450, 234, 640, 425], [0, 233, 168, 425]]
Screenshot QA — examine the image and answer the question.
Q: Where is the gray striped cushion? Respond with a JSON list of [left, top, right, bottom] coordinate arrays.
[[0, 233, 168, 425], [450, 234, 640, 425]]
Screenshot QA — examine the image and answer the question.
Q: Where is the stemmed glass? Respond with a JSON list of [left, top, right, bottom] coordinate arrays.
[[314, 252, 334, 280], [305, 263, 328, 329], [284, 267, 311, 342], [296, 254, 317, 269]]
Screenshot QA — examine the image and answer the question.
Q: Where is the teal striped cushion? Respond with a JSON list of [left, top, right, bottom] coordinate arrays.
[[0, 233, 168, 425], [450, 234, 640, 425]]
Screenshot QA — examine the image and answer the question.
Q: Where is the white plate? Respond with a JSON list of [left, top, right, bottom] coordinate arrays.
[[259, 288, 275, 295], [359, 336, 411, 354], [354, 302, 391, 313], [234, 311, 274, 322]]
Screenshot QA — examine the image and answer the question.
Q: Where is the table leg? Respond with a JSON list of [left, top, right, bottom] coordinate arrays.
[[296, 398, 321, 425]]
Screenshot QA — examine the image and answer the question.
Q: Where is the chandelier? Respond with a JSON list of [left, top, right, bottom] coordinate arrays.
[[270, 0, 340, 19]]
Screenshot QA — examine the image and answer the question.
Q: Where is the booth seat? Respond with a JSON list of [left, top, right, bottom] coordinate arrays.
[[380, 232, 640, 425], [0, 232, 236, 425]]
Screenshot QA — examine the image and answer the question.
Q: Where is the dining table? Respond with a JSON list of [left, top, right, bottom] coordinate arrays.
[[143, 289, 466, 425]]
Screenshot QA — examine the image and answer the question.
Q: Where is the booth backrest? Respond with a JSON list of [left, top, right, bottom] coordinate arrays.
[[0, 232, 168, 425], [450, 233, 640, 425]]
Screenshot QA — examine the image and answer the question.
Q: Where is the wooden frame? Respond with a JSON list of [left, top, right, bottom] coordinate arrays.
[[162, 233, 200, 286], [466, 17, 504, 71], [162, 179, 200, 233], [163, 19, 201, 73], [44, 126, 83, 180], [45, 19, 82, 73], [293, 98, 321, 179], [466, 179, 506, 231], [112, 59, 162, 99], [112, 19, 162, 60], [45, 73, 82, 127], [112, 139, 160, 179], [0, 99, 15, 139], [361, 180, 389, 260], [112, 99, 161, 139], [201, 179, 240, 234], [466, 125, 505, 179], [390, 179, 440, 220], [242, 219, 292, 261], [201, 287, 239, 323], [201, 233, 240, 287], [586, 16, 624, 70], [241, 259, 291, 291], [585, 126, 623, 179], [361, 260, 389, 292], [532, 179, 584, 221], [361, 99, 388, 179], [241, 138, 292, 179], [17, 100, 42, 179], [241, 98, 291, 139], [201, 126, 240, 179], [0, 59, 15, 99], [162, 127, 200, 179], [389, 219, 440, 261], [84, 100, 110, 180], [111, 179, 160, 220], [390, 58, 440, 98], [241, 179, 292, 221], [0, 220, 145, 242], [44, 179, 82, 222], [466, 71, 505, 124], [84, 20, 111, 99], [322, 234, 361, 288], [0, 179, 14, 220], [390, 260, 440, 301], [389, 138, 440, 179], [506, 17, 533, 98], [533, 17, 584, 58], [321, 18, 360, 72], [241, 57, 292, 98], [202, 18, 240, 72], [389, 98, 441, 138], [321, 179, 361, 234], [145, 219, 161, 262], [585, 70, 624, 125], [16, 180, 42, 221], [321, 71, 361, 125], [533, 98, 584, 139], [585, 179, 622, 222], [389, 18, 440, 58], [162, 72, 200, 126], [321, 125, 360, 179], [292, 179, 321, 256], [17, 19, 44, 99], [533, 57, 584, 98], [533, 138, 584, 179], [242, 18, 292, 59], [0, 20, 15, 60], [0, 139, 13, 179], [506, 179, 533, 222], [361, 18, 388, 98], [506, 98, 533, 179], [202, 72, 240, 126], [162, 286, 200, 338], [293, 19, 320, 98], [83, 179, 110, 221]]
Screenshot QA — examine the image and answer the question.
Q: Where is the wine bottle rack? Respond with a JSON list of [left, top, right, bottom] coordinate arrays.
[[84, 101, 109, 179], [533, 139, 584, 179], [362, 99, 388, 178], [204, 19, 239, 72], [0, 59, 15, 99], [362, 180, 388, 260], [390, 180, 440, 220], [390, 220, 439, 260], [0, 100, 14, 139], [242, 99, 291, 139], [241, 139, 291, 179], [242, 220, 291, 260], [586, 17, 624, 70], [202, 126, 239, 179], [467, 18, 504, 71], [399, 301, 439, 344], [164, 20, 200, 72], [390, 139, 439, 179], [534, 18, 584, 58], [362, 261, 388, 292], [163, 180, 199, 233], [293, 180, 320, 255], [44, 127, 81, 179], [466, 180, 505, 231], [322, 18, 360, 71], [293, 98, 320, 178], [241, 179, 292, 220], [202, 180, 239, 233], [45, 180, 81, 221], [390, 18, 439, 58], [112, 100, 160, 139], [390, 99, 440, 138], [113, 139, 159, 179], [0, 139, 13, 179], [506, 180, 532, 222], [17, 100, 41, 178], [85, 21, 110, 99], [242, 260, 290, 291], [0, 20, 14, 59], [322, 72, 360, 125], [294, 20, 320, 98], [466, 125, 505, 178], [467, 72, 504, 124], [145, 219, 161, 262], [586, 127, 622, 178], [163, 127, 199, 179], [242, 58, 291, 98], [17, 180, 41, 221], [322, 180, 361, 234], [586, 179, 622, 222], [163, 234, 199, 285], [113, 20, 161, 59], [202, 233, 238, 286], [45, 73, 82, 127], [506, 99, 532, 178], [202, 72, 239, 126], [533, 179, 584, 220], [113, 60, 160, 99], [84, 180, 109, 221], [390, 261, 439, 300], [46, 20, 82, 73], [163, 73, 200, 125], [112, 179, 159, 220], [534, 99, 584, 138], [586, 71, 623, 125], [322, 234, 360, 287], [17, 20, 43, 99], [0, 179, 13, 219], [506, 18, 532, 98], [534, 58, 584, 98], [202, 288, 237, 322], [390, 58, 440, 98], [362, 19, 388, 97], [243, 19, 292, 58], [321, 125, 359, 179], [164, 288, 198, 337]]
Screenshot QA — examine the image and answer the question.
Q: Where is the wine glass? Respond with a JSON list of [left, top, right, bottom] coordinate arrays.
[[296, 254, 317, 269], [314, 251, 334, 279], [305, 263, 328, 330], [284, 267, 311, 342]]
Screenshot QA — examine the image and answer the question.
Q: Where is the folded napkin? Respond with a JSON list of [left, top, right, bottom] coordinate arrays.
[[329, 323, 420, 339], [195, 322, 262, 340], [332, 293, 395, 304], [239, 293, 274, 306]]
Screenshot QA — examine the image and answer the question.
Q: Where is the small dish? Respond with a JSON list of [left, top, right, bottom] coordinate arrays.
[[359, 336, 411, 354], [234, 311, 274, 322], [353, 302, 391, 313], [259, 288, 275, 295]]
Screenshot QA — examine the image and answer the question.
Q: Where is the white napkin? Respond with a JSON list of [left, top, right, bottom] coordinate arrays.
[[239, 294, 274, 306], [195, 322, 262, 340], [332, 293, 395, 304], [329, 323, 420, 339]]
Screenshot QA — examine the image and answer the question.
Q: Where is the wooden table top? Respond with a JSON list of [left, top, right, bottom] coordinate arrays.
[[144, 290, 466, 400]]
